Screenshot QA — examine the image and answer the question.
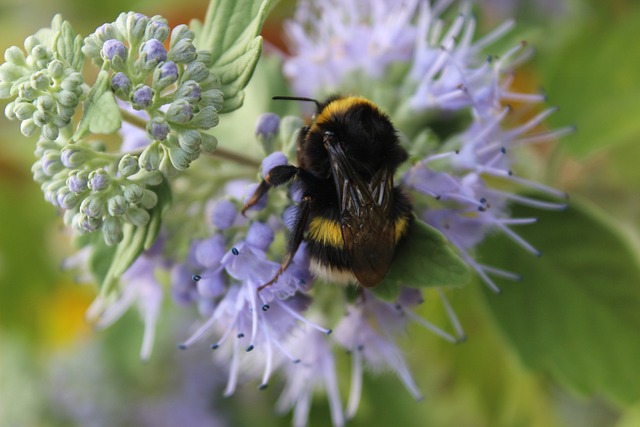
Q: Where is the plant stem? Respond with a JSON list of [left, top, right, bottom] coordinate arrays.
[[120, 108, 261, 169]]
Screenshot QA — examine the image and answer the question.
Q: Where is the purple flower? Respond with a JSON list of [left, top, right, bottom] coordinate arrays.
[[260, 151, 288, 179], [256, 113, 280, 139], [209, 198, 238, 230], [283, 0, 421, 97], [276, 330, 344, 427], [87, 244, 166, 361]]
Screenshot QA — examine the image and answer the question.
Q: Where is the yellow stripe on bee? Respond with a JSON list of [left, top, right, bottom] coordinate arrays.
[[308, 215, 411, 248], [394, 215, 410, 243], [312, 97, 379, 129], [308, 217, 343, 248]]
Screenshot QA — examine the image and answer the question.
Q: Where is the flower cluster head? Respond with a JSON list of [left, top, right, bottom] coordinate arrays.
[[0, 15, 84, 141], [83, 12, 223, 174], [1, 12, 224, 246]]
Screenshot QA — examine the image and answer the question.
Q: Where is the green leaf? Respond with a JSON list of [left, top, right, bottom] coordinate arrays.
[[373, 219, 471, 300], [52, 19, 84, 71], [88, 90, 121, 134], [192, 0, 275, 114], [543, 7, 640, 157], [74, 70, 121, 139], [478, 199, 640, 404]]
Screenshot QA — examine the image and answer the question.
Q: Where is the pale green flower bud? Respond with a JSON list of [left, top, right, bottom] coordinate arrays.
[[125, 206, 150, 227], [124, 183, 144, 203], [139, 143, 161, 171], [47, 60, 65, 80], [20, 118, 38, 137], [200, 133, 218, 153], [118, 154, 139, 177], [140, 189, 158, 209], [102, 216, 124, 245], [177, 130, 201, 153], [4, 46, 26, 66], [108, 195, 129, 216]]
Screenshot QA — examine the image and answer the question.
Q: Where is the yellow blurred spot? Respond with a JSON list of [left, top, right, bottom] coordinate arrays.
[[38, 280, 95, 348]]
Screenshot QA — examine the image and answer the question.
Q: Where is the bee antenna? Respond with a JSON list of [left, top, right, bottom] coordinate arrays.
[[272, 95, 321, 109]]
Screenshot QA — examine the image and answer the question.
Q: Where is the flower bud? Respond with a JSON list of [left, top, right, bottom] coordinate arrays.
[[30, 71, 51, 91], [125, 206, 150, 227], [95, 23, 117, 41], [42, 151, 63, 176], [42, 123, 59, 141], [201, 89, 224, 110], [102, 216, 124, 245], [61, 72, 84, 91], [57, 187, 81, 210], [131, 85, 154, 110], [189, 106, 218, 130], [47, 60, 65, 80], [4, 46, 26, 66], [165, 99, 193, 123], [30, 44, 50, 62], [182, 61, 209, 83], [67, 171, 89, 193], [88, 169, 111, 191], [20, 118, 38, 136], [256, 113, 281, 153], [102, 39, 127, 62], [56, 90, 78, 108], [139, 143, 161, 171], [246, 222, 275, 251], [140, 189, 158, 209], [260, 151, 287, 179], [126, 13, 149, 45], [36, 94, 55, 111], [60, 146, 89, 168], [175, 80, 201, 104], [13, 101, 36, 121], [111, 72, 131, 99], [80, 214, 102, 232], [169, 25, 194, 48], [168, 39, 197, 63], [140, 39, 167, 70], [210, 198, 237, 230], [146, 18, 170, 42], [167, 146, 191, 170], [177, 130, 201, 153], [118, 154, 139, 177], [200, 133, 218, 153], [108, 194, 129, 216], [147, 117, 170, 141], [153, 61, 179, 90], [124, 184, 144, 203], [32, 109, 49, 127], [80, 195, 105, 218]]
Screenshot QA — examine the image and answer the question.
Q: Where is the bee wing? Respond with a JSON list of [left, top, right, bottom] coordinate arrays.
[[325, 137, 396, 287]]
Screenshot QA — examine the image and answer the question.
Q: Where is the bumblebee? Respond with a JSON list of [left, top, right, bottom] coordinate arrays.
[[243, 95, 413, 290]]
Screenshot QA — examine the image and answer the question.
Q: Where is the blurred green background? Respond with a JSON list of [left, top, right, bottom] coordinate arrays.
[[2, 0, 640, 426]]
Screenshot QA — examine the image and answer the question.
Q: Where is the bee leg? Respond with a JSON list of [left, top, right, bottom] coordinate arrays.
[[241, 165, 299, 215], [258, 195, 312, 293]]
